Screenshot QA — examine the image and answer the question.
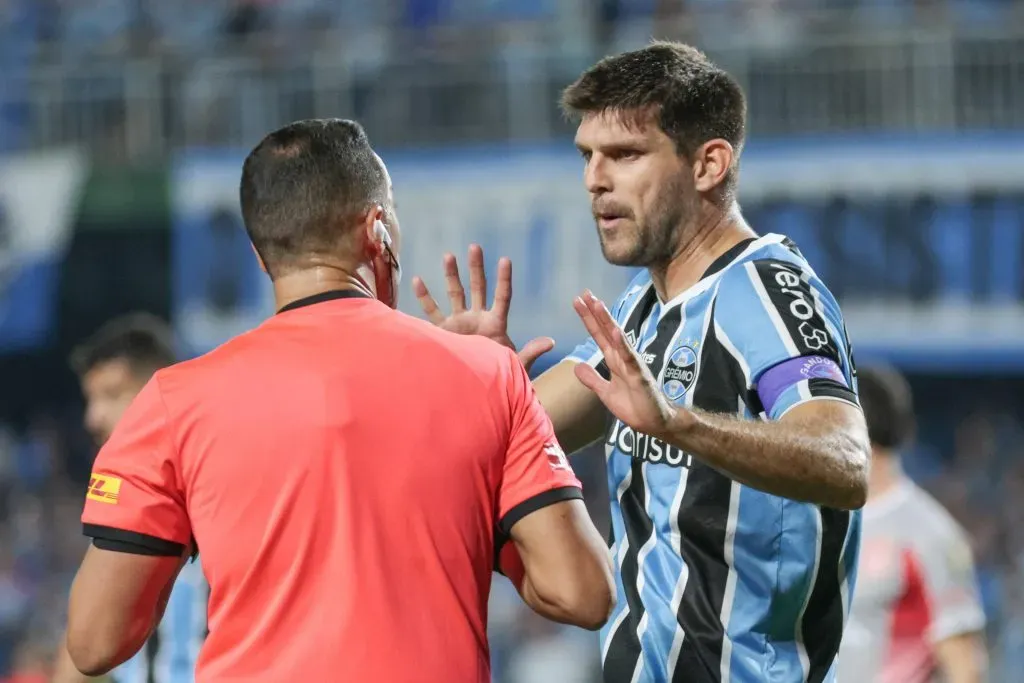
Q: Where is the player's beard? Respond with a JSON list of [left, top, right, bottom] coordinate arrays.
[[596, 171, 694, 269]]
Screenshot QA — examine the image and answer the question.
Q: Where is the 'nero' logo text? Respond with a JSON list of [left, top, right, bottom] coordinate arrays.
[[606, 421, 693, 468]]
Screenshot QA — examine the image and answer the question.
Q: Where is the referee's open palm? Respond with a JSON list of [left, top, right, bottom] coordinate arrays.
[[412, 244, 554, 371], [573, 290, 680, 440]]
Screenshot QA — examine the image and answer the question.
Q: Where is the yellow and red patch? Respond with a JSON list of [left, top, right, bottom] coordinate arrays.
[[87, 474, 122, 504]]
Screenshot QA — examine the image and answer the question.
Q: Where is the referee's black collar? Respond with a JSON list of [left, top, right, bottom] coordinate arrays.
[[277, 289, 372, 314]]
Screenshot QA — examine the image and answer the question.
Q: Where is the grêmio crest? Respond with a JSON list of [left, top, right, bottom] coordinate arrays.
[[662, 343, 699, 401]]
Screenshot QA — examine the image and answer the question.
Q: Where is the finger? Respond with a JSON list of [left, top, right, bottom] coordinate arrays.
[[518, 336, 555, 373], [584, 290, 627, 345], [582, 292, 644, 378], [443, 253, 467, 313], [573, 296, 617, 364], [573, 361, 610, 399], [491, 257, 512, 322], [584, 291, 638, 362], [412, 276, 446, 325], [468, 244, 487, 311]]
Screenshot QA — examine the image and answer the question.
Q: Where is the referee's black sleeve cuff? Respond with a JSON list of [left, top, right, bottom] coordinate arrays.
[[498, 486, 584, 536], [84, 524, 185, 557], [494, 486, 584, 575]]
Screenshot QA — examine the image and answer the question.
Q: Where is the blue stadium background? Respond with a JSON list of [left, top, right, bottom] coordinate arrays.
[[2, 1, 1024, 680]]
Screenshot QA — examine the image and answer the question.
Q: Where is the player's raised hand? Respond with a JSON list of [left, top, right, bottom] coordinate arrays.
[[572, 290, 684, 439], [412, 244, 554, 371]]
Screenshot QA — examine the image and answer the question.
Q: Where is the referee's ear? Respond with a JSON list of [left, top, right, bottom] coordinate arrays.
[[251, 244, 268, 274]]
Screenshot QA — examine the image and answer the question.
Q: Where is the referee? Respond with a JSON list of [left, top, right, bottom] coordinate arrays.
[[63, 119, 614, 682], [415, 42, 870, 683]]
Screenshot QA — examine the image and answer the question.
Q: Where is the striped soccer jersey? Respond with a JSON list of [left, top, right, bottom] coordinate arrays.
[[112, 557, 208, 683], [568, 233, 862, 683]]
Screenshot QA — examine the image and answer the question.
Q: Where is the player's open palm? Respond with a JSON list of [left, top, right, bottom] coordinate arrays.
[[573, 290, 682, 440], [412, 244, 554, 371]]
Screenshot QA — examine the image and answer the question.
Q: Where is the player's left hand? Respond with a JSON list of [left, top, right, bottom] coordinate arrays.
[[572, 290, 689, 440], [412, 244, 554, 372]]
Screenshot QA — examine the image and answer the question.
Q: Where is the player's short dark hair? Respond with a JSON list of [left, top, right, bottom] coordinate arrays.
[[240, 118, 387, 278], [561, 41, 747, 195], [70, 313, 176, 378], [856, 365, 915, 451]]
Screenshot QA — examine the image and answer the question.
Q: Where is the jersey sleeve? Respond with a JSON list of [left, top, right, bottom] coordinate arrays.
[[714, 258, 858, 420], [564, 326, 612, 381], [914, 525, 986, 642], [497, 348, 583, 536], [81, 375, 192, 556]]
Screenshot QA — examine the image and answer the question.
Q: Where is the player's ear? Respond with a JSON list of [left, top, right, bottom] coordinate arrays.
[[250, 244, 267, 274], [692, 139, 734, 194]]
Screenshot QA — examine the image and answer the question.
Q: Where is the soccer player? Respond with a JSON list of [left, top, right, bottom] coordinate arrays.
[[54, 313, 208, 683], [414, 42, 869, 682], [64, 119, 614, 682], [838, 366, 987, 683]]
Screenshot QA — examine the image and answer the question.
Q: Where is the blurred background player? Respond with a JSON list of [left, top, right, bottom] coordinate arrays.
[[416, 42, 868, 683], [54, 314, 207, 683], [62, 119, 614, 682], [839, 366, 987, 683]]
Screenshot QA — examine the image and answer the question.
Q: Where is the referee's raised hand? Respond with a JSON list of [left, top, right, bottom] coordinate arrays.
[[572, 290, 683, 440], [412, 244, 554, 371]]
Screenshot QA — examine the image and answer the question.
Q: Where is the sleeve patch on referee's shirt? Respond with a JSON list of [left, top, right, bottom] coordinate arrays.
[[87, 474, 122, 504]]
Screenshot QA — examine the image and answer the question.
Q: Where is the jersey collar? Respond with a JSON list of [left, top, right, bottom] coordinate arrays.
[[658, 233, 785, 310], [701, 237, 758, 280], [277, 289, 372, 314]]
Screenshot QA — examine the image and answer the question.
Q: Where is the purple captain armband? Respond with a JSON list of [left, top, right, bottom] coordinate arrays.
[[755, 355, 848, 416]]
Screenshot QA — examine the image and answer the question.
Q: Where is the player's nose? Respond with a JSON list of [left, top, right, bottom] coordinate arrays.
[[583, 155, 611, 195]]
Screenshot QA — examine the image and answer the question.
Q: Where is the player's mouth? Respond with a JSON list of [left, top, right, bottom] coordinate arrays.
[[596, 213, 628, 230]]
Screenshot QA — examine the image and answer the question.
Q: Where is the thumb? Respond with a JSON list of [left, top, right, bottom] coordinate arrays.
[[517, 337, 555, 372]]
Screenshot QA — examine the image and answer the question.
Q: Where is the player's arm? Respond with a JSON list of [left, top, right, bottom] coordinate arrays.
[[66, 376, 193, 676], [670, 260, 868, 509], [575, 259, 870, 510], [533, 360, 608, 454], [495, 349, 615, 630], [918, 525, 989, 683], [662, 398, 868, 509]]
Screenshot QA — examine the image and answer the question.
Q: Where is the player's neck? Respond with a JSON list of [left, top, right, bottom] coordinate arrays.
[[650, 202, 757, 302], [867, 451, 904, 502], [272, 265, 373, 311]]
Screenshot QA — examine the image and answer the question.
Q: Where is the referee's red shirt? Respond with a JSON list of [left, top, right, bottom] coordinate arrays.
[[81, 290, 582, 683]]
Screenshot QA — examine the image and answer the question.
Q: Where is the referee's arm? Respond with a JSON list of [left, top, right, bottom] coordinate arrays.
[[67, 377, 193, 676], [67, 546, 187, 676], [495, 349, 615, 630]]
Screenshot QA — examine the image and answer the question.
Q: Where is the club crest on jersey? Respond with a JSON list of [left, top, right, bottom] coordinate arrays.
[[662, 345, 698, 401]]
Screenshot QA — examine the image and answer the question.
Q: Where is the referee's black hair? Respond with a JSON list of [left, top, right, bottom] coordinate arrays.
[[240, 118, 388, 279], [856, 365, 916, 451], [561, 41, 747, 197], [70, 312, 176, 378]]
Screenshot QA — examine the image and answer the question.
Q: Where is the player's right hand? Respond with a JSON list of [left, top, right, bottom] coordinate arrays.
[[412, 244, 554, 372]]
